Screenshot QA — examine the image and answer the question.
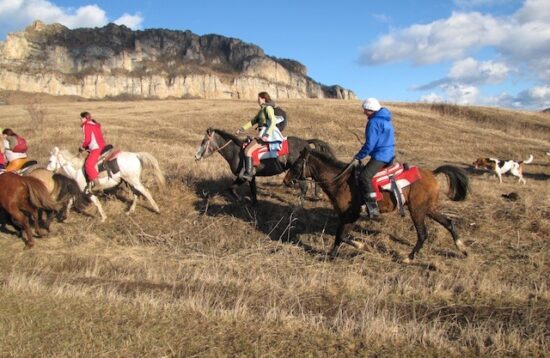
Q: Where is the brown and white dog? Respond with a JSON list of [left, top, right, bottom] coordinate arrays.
[[473, 155, 533, 184]]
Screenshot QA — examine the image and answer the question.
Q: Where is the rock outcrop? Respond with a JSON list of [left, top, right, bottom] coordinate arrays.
[[0, 21, 356, 100]]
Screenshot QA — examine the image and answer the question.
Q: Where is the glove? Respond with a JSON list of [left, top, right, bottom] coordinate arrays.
[[78, 146, 85, 153], [351, 158, 361, 167]]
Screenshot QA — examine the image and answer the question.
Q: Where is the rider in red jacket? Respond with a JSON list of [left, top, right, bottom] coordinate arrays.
[[79, 111, 106, 191]]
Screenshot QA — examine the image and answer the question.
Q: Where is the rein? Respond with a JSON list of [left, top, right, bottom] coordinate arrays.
[[201, 133, 233, 159], [296, 154, 355, 185]]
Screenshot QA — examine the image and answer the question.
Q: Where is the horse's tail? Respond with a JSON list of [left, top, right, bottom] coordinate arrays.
[[136, 152, 166, 188], [21, 176, 63, 211], [433, 165, 469, 201], [307, 139, 336, 158], [52, 173, 92, 211]]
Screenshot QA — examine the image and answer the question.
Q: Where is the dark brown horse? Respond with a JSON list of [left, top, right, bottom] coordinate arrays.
[[0, 172, 62, 248], [195, 128, 335, 204], [283, 148, 470, 262]]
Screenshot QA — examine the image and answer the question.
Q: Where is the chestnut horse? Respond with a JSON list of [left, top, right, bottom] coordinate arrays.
[[284, 148, 470, 262], [0, 172, 62, 248]]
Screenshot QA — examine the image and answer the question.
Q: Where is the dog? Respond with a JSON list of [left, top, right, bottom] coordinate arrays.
[[473, 154, 533, 184]]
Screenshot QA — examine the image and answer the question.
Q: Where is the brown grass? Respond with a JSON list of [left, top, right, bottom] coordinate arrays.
[[0, 97, 549, 356]]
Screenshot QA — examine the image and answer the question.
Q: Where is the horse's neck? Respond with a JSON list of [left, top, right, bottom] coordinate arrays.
[[309, 155, 351, 194], [215, 135, 241, 171], [60, 157, 82, 177]]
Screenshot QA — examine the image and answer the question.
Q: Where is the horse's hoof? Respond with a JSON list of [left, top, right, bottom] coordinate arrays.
[[455, 240, 468, 257], [403, 257, 412, 264]]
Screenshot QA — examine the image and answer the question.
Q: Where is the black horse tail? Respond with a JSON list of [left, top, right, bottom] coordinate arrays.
[[307, 139, 336, 158], [433, 165, 469, 201], [52, 173, 92, 212]]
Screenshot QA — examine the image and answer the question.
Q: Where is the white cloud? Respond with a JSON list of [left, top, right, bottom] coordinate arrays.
[[442, 83, 480, 104], [359, 11, 507, 65], [0, 0, 142, 33], [420, 85, 550, 109], [515, 85, 550, 108], [514, 0, 550, 23], [448, 58, 511, 84], [420, 93, 444, 103], [114, 12, 143, 29], [358, 1, 550, 81]]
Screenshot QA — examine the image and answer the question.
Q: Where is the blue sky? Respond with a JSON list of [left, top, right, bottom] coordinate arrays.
[[0, 0, 549, 109]]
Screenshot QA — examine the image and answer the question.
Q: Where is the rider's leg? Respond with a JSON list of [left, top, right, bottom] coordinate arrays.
[[359, 159, 386, 218], [242, 140, 261, 179], [85, 149, 101, 192]]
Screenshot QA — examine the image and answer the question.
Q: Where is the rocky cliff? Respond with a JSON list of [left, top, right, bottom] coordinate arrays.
[[0, 21, 355, 100]]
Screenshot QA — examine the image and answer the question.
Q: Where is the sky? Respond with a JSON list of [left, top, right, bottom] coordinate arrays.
[[0, 0, 549, 110]]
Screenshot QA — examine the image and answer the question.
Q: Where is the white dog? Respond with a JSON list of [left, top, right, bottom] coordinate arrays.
[[473, 155, 533, 184]]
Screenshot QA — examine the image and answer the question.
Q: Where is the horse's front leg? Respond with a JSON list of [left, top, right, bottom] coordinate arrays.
[[89, 194, 107, 223], [298, 181, 308, 206], [329, 220, 354, 258]]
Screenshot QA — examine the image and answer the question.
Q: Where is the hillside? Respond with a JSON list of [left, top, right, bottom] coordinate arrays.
[[0, 21, 355, 100], [0, 98, 549, 356]]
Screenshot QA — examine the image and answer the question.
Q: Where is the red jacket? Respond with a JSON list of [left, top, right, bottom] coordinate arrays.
[[0, 151, 5, 166], [81, 119, 106, 151]]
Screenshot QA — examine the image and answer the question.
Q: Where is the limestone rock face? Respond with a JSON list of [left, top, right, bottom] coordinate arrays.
[[0, 21, 356, 100]]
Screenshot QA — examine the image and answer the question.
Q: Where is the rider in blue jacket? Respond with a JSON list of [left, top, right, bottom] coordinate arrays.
[[353, 98, 395, 218]]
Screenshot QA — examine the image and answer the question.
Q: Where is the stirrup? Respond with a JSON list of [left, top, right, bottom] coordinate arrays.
[[241, 171, 255, 181], [360, 202, 380, 219]]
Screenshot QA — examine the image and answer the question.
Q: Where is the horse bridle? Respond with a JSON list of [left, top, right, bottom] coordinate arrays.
[[199, 131, 233, 160]]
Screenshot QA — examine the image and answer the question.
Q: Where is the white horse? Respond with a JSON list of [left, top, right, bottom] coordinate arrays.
[[47, 147, 165, 222]]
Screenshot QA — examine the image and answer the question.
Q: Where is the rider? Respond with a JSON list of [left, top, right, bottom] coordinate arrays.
[[79, 111, 106, 192], [2, 128, 28, 172], [236, 91, 284, 180], [352, 98, 395, 219]]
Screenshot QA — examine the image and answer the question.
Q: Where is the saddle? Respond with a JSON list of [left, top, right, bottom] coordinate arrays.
[[370, 163, 421, 203], [243, 139, 289, 167], [84, 144, 122, 181]]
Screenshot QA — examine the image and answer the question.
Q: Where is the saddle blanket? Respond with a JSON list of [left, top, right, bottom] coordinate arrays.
[[250, 140, 289, 166], [371, 163, 421, 201]]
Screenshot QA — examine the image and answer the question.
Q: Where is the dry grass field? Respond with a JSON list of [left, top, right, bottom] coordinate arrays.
[[0, 95, 549, 356]]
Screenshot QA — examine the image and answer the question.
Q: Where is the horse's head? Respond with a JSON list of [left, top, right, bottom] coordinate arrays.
[[283, 147, 311, 187], [46, 147, 62, 172], [195, 128, 230, 161]]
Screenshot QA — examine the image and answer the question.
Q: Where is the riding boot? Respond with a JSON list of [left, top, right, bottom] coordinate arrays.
[[241, 157, 255, 181], [360, 192, 380, 219], [86, 178, 102, 194]]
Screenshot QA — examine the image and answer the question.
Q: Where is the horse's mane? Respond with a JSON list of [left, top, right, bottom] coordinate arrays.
[[309, 150, 347, 170], [212, 128, 242, 146], [59, 149, 84, 168]]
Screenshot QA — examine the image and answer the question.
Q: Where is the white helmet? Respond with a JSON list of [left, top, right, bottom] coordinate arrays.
[[362, 98, 381, 111]]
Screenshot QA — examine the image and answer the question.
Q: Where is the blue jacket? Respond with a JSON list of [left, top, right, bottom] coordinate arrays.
[[354, 107, 395, 163]]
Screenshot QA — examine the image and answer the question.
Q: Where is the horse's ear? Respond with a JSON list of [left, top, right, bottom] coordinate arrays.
[[52, 147, 59, 154], [206, 127, 213, 135]]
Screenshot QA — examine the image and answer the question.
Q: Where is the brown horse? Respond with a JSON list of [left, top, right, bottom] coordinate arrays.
[[283, 148, 470, 261], [0, 172, 63, 248], [25, 168, 91, 226]]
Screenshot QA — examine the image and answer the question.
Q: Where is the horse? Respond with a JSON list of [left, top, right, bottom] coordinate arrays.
[[283, 148, 470, 262], [25, 168, 91, 226], [194, 128, 335, 204], [0, 172, 63, 248], [46, 147, 165, 222]]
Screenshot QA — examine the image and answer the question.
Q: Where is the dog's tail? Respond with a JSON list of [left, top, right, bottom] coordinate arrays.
[[522, 154, 533, 164]]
